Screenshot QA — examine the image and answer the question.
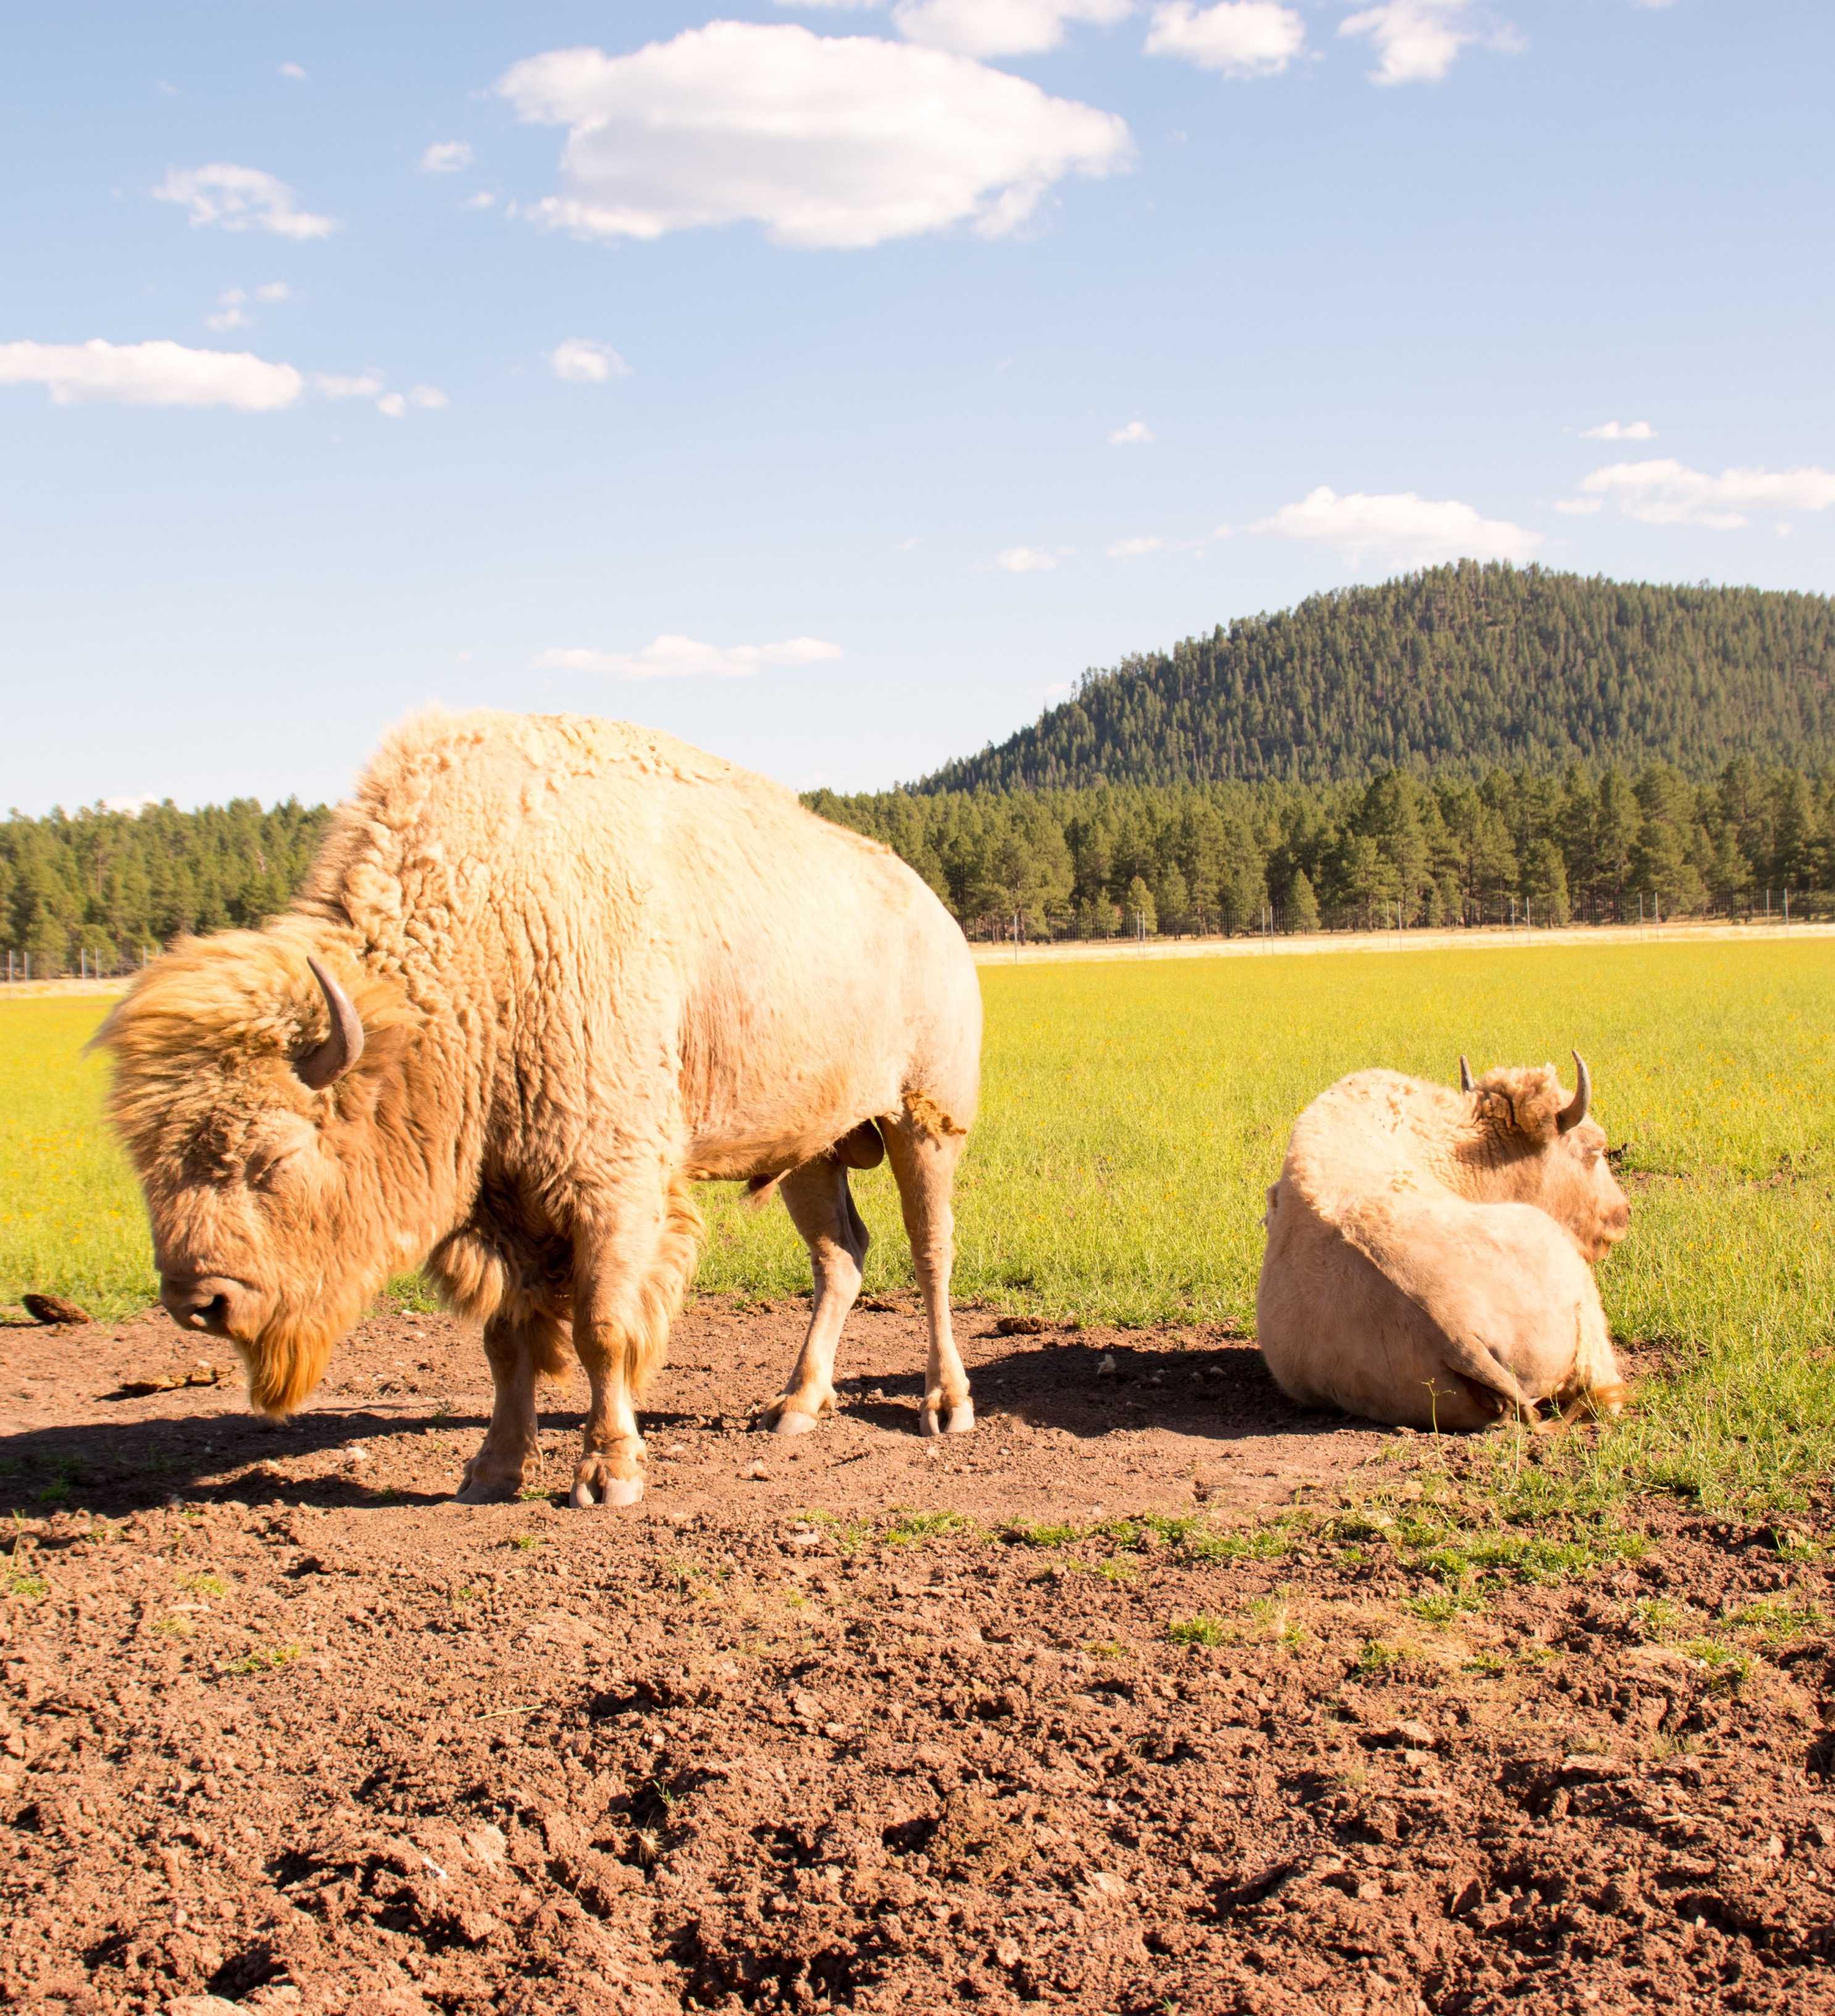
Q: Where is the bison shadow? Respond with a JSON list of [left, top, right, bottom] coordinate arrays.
[[0, 1326, 1355, 1522], [0, 1400, 491, 1521], [829, 1331, 1359, 1446]]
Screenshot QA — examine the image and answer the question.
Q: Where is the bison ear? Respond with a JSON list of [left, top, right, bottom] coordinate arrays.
[[296, 956, 366, 1090], [1458, 1055, 1475, 1094]]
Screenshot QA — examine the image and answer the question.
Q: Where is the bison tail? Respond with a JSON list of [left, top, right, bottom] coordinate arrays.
[[624, 1174, 704, 1400], [744, 1174, 782, 1213]]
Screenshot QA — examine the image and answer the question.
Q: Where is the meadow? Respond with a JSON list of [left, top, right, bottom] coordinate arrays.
[[4, 937, 1832, 1515]]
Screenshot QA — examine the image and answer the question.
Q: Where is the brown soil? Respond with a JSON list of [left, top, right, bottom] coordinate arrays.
[[3, 1300, 1833, 2016]]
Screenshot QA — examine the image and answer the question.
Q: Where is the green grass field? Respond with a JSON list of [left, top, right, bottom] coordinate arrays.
[[4, 939, 1832, 1515]]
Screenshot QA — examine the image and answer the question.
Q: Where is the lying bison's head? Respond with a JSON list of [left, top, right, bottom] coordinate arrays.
[[96, 928, 434, 1416], [1458, 1051, 1629, 1262]]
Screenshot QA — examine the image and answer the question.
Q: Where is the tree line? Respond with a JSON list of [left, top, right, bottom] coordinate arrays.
[[5, 755, 1831, 976], [924, 563, 1835, 793], [812, 756, 1835, 940], [0, 799, 330, 977]]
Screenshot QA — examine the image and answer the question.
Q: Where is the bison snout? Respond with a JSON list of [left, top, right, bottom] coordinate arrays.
[[161, 1274, 249, 1339]]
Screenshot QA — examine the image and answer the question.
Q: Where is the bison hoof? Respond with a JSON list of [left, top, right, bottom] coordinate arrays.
[[919, 1400, 976, 1439], [571, 1458, 644, 1509], [766, 1405, 822, 1437], [455, 1473, 522, 1505]]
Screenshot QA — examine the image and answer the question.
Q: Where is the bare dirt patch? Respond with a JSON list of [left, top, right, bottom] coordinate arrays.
[[3, 1301, 1833, 2015]]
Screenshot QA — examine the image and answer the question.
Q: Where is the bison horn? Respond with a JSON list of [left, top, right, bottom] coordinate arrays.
[[1458, 1055, 1475, 1094], [298, 956, 366, 1090], [1557, 1050, 1591, 1134]]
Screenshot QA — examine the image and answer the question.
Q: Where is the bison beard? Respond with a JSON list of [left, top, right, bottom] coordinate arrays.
[[96, 708, 983, 1505]]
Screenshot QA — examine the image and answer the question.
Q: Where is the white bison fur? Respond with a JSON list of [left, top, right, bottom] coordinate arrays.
[[1257, 1059, 1631, 1431], [98, 709, 982, 1507]]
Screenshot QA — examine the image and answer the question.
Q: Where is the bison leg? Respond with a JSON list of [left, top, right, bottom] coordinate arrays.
[[884, 1113, 974, 1437], [569, 1175, 701, 1509], [458, 1308, 563, 1503], [756, 1159, 869, 1435]]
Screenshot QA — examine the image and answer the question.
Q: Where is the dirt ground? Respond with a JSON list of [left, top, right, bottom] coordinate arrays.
[[2, 1299, 1833, 2016]]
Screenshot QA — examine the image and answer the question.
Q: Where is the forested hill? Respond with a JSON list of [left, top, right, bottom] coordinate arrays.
[[919, 563, 1835, 792]]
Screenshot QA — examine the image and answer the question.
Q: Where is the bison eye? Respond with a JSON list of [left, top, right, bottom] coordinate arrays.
[[248, 1146, 303, 1190]]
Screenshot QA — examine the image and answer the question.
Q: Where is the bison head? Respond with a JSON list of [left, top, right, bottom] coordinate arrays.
[[96, 927, 438, 1416], [1463, 1052, 1630, 1262]]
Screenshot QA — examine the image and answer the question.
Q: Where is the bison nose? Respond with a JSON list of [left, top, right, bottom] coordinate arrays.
[[161, 1276, 241, 1336]]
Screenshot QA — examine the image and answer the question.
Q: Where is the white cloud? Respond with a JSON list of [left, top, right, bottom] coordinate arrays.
[[1339, 1, 1519, 86], [538, 635, 845, 679], [420, 141, 474, 174], [314, 372, 385, 399], [1568, 459, 1835, 530], [1108, 418, 1155, 445], [549, 338, 631, 384], [996, 546, 1060, 572], [377, 393, 407, 419], [0, 338, 303, 412], [255, 280, 292, 303], [409, 385, 448, 409], [462, 191, 497, 210], [498, 23, 1131, 251], [153, 163, 338, 240], [1107, 535, 1166, 558], [1252, 485, 1542, 564], [890, 0, 1132, 58], [1145, 3, 1306, 77], [206, 287, 250, 332], [1579, 419, 1655, 441], [278, 62, 307, 82], [102, 794, 159, 815]]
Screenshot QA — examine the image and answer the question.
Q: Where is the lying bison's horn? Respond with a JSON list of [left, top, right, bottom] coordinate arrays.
[[1458, 1055, 1474, 1094], [1557, 1050, 1590, 1134], [298, 956, 366, 1090]]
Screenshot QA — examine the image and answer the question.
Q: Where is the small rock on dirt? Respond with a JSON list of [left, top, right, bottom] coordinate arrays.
[[22, 1294, 91, 1326]]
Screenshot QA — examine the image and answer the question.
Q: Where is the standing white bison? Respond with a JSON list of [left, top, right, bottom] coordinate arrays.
[[98, 709, 982, 1507], [1257, 1056, 1631, 1431]]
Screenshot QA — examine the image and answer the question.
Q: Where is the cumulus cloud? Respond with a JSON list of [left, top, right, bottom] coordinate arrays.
[[1107, 535, 1166, 558], [549, 338, 632, 383], [0, 338, 303, 411], [255, 281, 292, 303], [538, 635, 845, 679], [1252, 485, 1542, 564], [1145, 2, 1306, 77], [890, 0, 1132, 58], [1579, 418, 1655, 441], [1566, 459, 1835, 530], [996, 546, 1060, 572], [206, 288, 251, 332], [1108, 418, 1155, 445], [314, 371, 385, 399], [497, 23, 1131, 251], [102, 794, 159, 815], [1339, 1, 1519, 86], [420, 141, 474, 174], [153, 163, 338, 240], [278, 62, 307, 82]]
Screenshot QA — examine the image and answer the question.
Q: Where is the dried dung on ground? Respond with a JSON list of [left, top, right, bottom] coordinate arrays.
[[2, 1302, 1833, 2015]]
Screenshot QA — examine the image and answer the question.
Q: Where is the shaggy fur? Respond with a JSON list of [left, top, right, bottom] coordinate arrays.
[[98, 709, 983, 1504], [1256, 1063, 1632, 1432]]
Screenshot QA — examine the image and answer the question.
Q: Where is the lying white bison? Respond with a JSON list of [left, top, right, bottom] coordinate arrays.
[[98, 709, 982, 1506], [1257, 1055, 1631, 1431]]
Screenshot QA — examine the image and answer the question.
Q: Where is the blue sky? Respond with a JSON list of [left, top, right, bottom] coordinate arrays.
[[4, 1, 1833, 813]]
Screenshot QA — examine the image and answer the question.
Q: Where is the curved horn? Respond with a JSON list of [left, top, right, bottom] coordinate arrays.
[[1557, 1050, 1591, 1134], [298, 956, 365, 1090], [1459, 1055, 1475, 1094]]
